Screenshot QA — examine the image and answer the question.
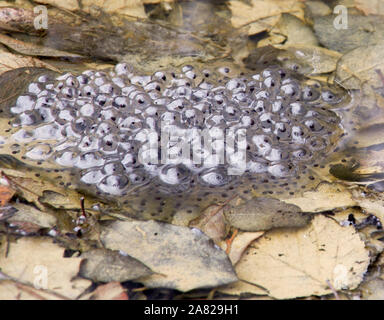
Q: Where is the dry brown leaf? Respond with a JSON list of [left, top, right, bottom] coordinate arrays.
[[218, 280, 268, 296], [314, 14, 384, 54], [101, 220, 237, 292], [355, 0, 384, 15], [219, 231, 264, 265], [0, 1, 34, 9], [143, 0, 174, 3], [0, 184, 14, 207], [229, 0, 305, 35], [223, 196, 311, 231], [171, 207, 202, 227], [335, 41, 384, 90], [280, 45, 341, 75], [272, 13, 318, 47], [189, 204, 227, 243], [257, 33, 286, 47], [235, 215, 370, 299], [34, 0, 79, 11], [82, 282, 129, 300], [245, 15, 281, 36], [81, 0, 147, 19], [0, 237, 91, 299], [0, 279, 64, 300], [0, 51, 59, 75], [0, 168, 97, 213], [0, 34, 83, 58], [6, 202, 56, 231], [282, 182, 357, 213], [352, 189, 384, 225], [304, 1, 331, 19], [79, 248, 153, 283]]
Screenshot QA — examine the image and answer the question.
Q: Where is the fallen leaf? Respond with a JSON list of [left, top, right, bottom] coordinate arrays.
[[101, 220, 238, 292], [282, 182, 357, 213], [352, 189, 384, 225], [272, 13, 318, 47], [223, 197, 312, 231], [0, 51, 59, 76], [335, 40, 384, 89], [82, 282, 129, 300], [143, 0, 174, 3], [189, 204, 228, 243], [218, 280, 268, 297], [6, 202, 56, 230], [0, 168, 99, 213], [355, 0, 384, 15], [0, 237, 92, 299], [0, 184, 14, 207], [79, 248, 153, 283], [219, 231, 264, 265], [235, 215, 370, 299], [0, 279, 63, 299], [171, 206, 202, 227], [314, 14, 384, 54], [0, 33, 83, 58], [257, 33, 286, 47], [81, 0, 147, 19], [34, 0, 79, 11], [304, 0, 331, 22], [244, 15, 281, 36], [281, 45, 341, 75], [229, 0, 305, 35]]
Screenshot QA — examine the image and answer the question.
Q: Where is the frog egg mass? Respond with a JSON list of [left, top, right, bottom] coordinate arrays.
[[0, 63, 349, 221]]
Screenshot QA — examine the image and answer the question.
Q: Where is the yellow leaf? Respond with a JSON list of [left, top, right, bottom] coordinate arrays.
[[34, 0, 80, 11], [235, 215, 370, 299], [229, 0, 304, 35], [0, 237, 91, 299], [81, 0, 147, 19]]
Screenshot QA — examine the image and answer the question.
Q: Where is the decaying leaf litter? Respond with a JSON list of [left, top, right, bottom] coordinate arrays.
[[0, 0, 383, 300]]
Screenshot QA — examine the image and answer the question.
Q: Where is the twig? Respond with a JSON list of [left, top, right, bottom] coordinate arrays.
[[325, 280, 340, 300], [225, 228, 238, 255], [0, 171, 41, 197]]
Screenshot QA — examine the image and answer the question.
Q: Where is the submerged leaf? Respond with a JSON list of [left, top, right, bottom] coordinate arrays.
[[223, 197, 312, 231], [79, 248, 153, 283], [6, 202, 56, 231], [100, 220, 237, 292], [0, 34, 83, 58], [335, 41, 384, 90], [314, 14, 384, 53], [0, 237, 91, 299], [272, 13, 318, 47], [235, 215, 370, 299], [355, 0, 384, 15], [81, 0, 147, 18], [0, 51, 59, 75], [229, 0, 304, 35], [219, 230, 264, 265]]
